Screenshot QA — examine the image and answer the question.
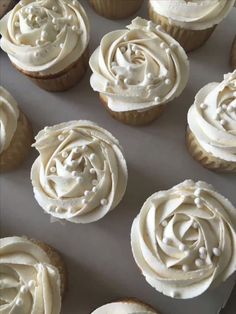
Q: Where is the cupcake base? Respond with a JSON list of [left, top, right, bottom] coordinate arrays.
[[100, 93, 165, 126], [149, 7, 216, 52], [230, 36, 236, 70], [0, 110, 33, 172], [30, 239, 67, 297], [12, 47, 89, 92], [89, 0, 143, 20], [186, 127, 236, 173]]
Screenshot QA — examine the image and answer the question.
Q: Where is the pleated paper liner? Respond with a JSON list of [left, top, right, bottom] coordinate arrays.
[[0, 110, 33, 172], [186, 127, 236, 173], [230, 36, 236, 70], [100, 93, 165, 126], [149, 5, 216, 53], [12, 47, 89, 92], [30, 238, 68, 297], [89, 0, 143, 20]]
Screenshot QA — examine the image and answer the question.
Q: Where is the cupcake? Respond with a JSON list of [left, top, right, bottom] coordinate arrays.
[[89, 0, 143, 20], [91, 299, 159, 313], [0, 236, 67, 313], [0, 0, 90, 92], [31, 120, 128, 224], [149, 0, 235, 52], [0, 86, 33, 172], [187, 71, 236, 172], [0, 0, 16, 18], [230, 36, 236, 70], [89, 17, 189, 126], [131, 180, 236, 299]]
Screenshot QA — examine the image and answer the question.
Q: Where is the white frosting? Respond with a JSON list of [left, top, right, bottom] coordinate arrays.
[[0, 86, 19, 154], [31, 120, 128, 224], [91, 301, 157, 314], [89, 17, 189, 113], [149, 0, 235, 30], [188, 70, 236, 163], [131, 180, 236, 299], [0, 236, 61, 314], [0, 0, 90, 75]]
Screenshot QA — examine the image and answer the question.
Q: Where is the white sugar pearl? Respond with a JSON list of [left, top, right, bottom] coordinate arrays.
[[35, 16, 41, 23], [60, 43, 64, 49], [161, 220, 168, 227], [82, 199, 87, 205], [120, 47, 126, 53], [199, 247, 206, 255], [41, 31, 47, 39], [28, 280, 35, 289], [170, 43, 177, 49], [220, 119, 226, 126], [165, 48, 171, 54], [72, 0, 77, 5], [20, 285, 28, 294], [92, 187, 97, 193], [147, 73, 153, 80], [160, 42, 166, 49], [58, 135, 64, 141], [195, 259, 204, 268], [55, 207, 61, 213], [216, 107, 222, 114], [194, 188, 202, 197], [84, 190, 90, 196], [213, 248, 221, 257], [50, 167, 56, 173], [101, 199, 108, 206], [16, 298, 23, 306], [124, 78, 130, 85], [165, 78, 171, 85], [193, 222, 198, 229], [182, 264, 189, 272], [179, 244, 187, 252], [123, 35, 129, 41], [62, 151, 68, 158], [82, 145, 88, 152], [200, 103, 207, 109], [90, 168, 96, 174], [156, 25, 162, 31], [90, 153, 96, 161], [52, 6, 58, 11], [194, 197, 203, 208], [154, 96, 161, 102], [163, 237, 170, 245]]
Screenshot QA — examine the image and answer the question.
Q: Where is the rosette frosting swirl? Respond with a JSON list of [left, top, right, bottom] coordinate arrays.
[[0, 0, 90, 74], [188, 70, 236, 163], [149, 0, 235, 30], [0, 236, 61, 314], [91, 301, 158, 314], [0, 86, 19, 154], [89, 17, 189, 112], [31, 120, 128, 224], [131, 180, 236, 299]]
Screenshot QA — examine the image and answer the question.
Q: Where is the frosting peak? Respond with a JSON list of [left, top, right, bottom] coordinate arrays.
[[31, 120, 128, 224], [0, 0, 90, 74], [131, 180, 236, 299], [90, 17, 189, 112]]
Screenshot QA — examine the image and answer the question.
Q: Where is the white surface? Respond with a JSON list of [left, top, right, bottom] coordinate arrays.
[[0, 2, 236, 314]]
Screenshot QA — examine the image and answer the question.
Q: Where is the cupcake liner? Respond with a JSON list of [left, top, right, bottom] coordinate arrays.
[[186, 127, 236, 173], [230, 36, 236, 70], [89, 0, 143, 20], [149, 6, 216, 52], [100, 93, 165, 126], [0, 110, 33, 172], [30, 239, 67, 297], [12, 47, 89, 92]]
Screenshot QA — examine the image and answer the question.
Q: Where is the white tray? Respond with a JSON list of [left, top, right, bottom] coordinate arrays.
[[0, 2, 235, 313]]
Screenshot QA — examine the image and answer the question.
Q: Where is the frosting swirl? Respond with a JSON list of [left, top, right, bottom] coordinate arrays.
[[91, 301, 158, 314], [0, 86, 19, 154], [89, 17, 189, 112], [31, 120, 128, 224], [0, 0, 90, 74], [0, 236, 61, 314], [188, 70, 236, 163], [149, 0, 235, 30], [131, 180, 236, 299]]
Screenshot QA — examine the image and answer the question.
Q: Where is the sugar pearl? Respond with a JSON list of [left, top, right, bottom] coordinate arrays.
[[84, 190, 90, 196], [62, 151, 68, 158], [58, 135, 65, 141], [160, 42, 166, 49], [165, 48, 171, 54], [194, 197, 203, 208], [220, 119, 226, 126], [200, 103, 207, 109], [161, 220, 168, 227], [165, 78, 171, 85], [92, 187, 97, 193], [52, 6, 58, 11], [179, 244, 187, 252], [50, 167, 56, 173], [154, 96, 161, 102], [195, 259, 204, 268], [182, 264, 189, 272], [101, 199, 108, 206], [193, 222, 198, 229], [28, 280, 35, 289], [20, 285, 28, 294], [90, 168, 96, 174], [199, 247, 206, 255], [194, 188, 202, 197], [90, 153, 96, 161], [212, 247, 221, 257], [72, 25, 78, 31], [82, 199, 87, 205], [170, 43, 177, 49], [16, 298, 23, 306]]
